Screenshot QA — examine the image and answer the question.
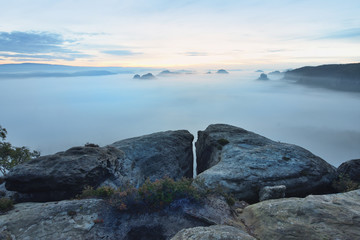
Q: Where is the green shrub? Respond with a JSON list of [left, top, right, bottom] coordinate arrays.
[[217, 138, 230, 146], [79, 186, 115, 199], [225, 194, 235, 206], [332, 174, 359, 193], [0, 198, 13, 213], [79, 177, 202, 212], [0, 125, 40, 176], [84, 143, 99, 148], [137, 177, 200, 209]]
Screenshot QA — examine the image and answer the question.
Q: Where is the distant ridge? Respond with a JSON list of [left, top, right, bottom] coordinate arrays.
[[0, 70, 116, 78], [0, 63, 150, 78], [284, 63, 360, 92]]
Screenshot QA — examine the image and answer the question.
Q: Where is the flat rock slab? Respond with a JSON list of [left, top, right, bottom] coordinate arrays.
[[0, 199, 104, 240], [194, 124, 337, 202], [171, 225, 256, 240], [0, 195, 237, 240], [239, 189, 360, 240]]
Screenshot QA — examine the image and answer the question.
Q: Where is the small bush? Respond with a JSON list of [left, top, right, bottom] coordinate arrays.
[[110, 177, 201, 212], [0, 198, 13, 213], [79, 177, 202, 212], [225, 194, 235, 206], [79, 186, 115, 199], [217, 138, 230, 146], [332, 174, 359, 193], [84, 143, 99, 148]]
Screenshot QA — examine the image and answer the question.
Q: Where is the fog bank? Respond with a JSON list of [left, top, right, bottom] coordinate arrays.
[[0, 71, 359, 167]]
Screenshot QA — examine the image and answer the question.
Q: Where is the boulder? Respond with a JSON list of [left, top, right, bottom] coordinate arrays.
[[171, 225, 255, 240], [0, 195, 237, 240], [259, 185, 286, 201], [108, 130, 194, 187], [337, 159, 360, 182], [239, 189, 360, 240], [5, 130, 193, 201], [194, 124, 337, 202], [5, 146, 123, 201]]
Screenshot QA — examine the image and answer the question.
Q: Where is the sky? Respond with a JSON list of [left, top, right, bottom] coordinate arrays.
[[0, 0, 359, 69]]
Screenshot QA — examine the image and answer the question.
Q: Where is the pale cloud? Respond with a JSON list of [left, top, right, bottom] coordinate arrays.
[[0, 1, 359, 67], [184, 52, 208, 56], [319, 28, 360, 40], [0, 31, 70, 54], [0, 31, 92, 61], [102, 50, 142, 56]]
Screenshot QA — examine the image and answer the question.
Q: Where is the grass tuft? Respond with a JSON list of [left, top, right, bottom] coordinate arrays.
[[0, 198, 13, 213]]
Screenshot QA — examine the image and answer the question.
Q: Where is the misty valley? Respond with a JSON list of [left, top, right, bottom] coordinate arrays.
[[0, 66, 359, 168]]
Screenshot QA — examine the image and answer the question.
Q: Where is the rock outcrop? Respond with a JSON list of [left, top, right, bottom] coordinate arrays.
[[284, 63, 360, 92], [141, 73, 156, 79], [194, 124, 337, 202], [337, 159, 360, 182], [133, 73, 156, 79], [108, 130, 194, 187], [257, 73, 269, 80], [239, 189, 360, 240], [0, 195, 237, 240], [133, 74, 141, 79], [216, 69, 229, 74], [268, 70, 282, 75], [5, 130, 194, 201], [171, 225, 255, 240], [158, 70, 180, 76], [5, 146, 123, 201]]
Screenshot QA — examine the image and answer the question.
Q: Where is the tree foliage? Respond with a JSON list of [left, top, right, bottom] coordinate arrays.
[[0, 125, 40, 176]]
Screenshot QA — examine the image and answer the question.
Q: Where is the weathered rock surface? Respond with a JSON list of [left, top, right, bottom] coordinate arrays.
[[259, 185, 286, 201], [0, 199, 104, 240], [239, 189, 360, 240], [5, 130, 193, 201], [170, 225, 255, 240], [108, 130, 194, 187], [337, 159, 360, 182], [0, 195, 238, 240], [5, 146, 123, 201], [184, 195, 235, 225], [194, 124, 337, 202]]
